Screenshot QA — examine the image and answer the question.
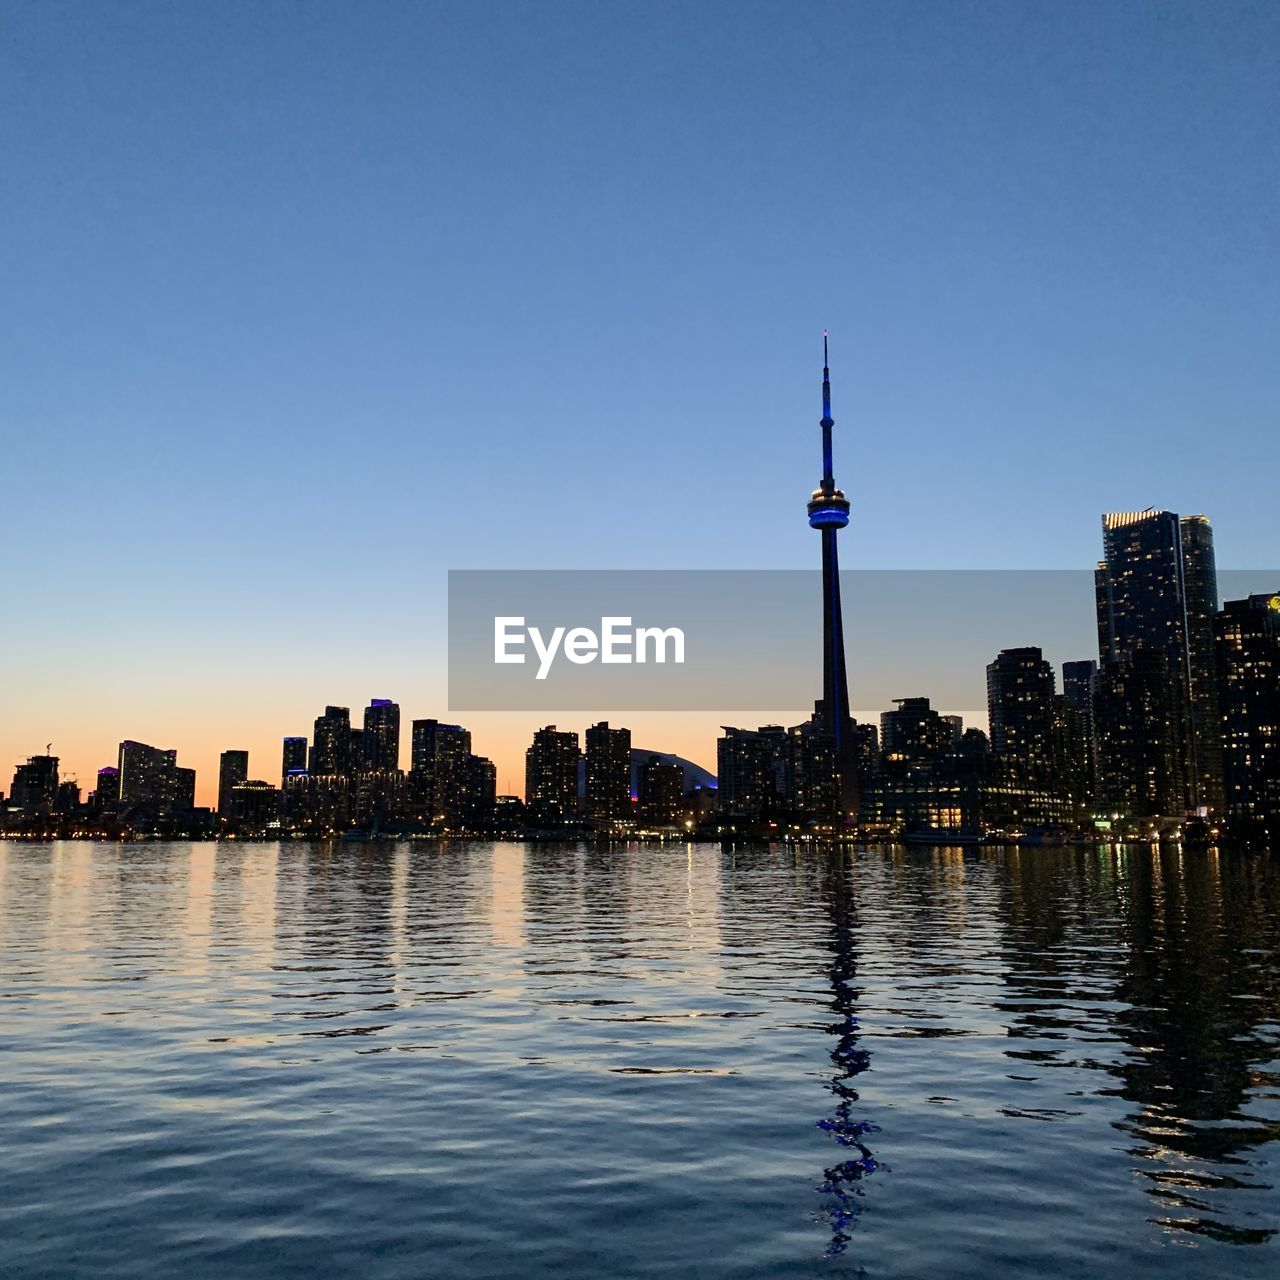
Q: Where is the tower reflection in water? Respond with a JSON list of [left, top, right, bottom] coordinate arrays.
[[816, 852, 880, 1257]]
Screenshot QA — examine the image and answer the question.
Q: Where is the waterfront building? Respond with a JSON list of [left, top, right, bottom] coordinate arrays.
[[1215, 593, 1280, 843], [117, 740, 195, 816], [8, 755, 59, 814], [637, 755, 684, 827], [217, 750, 249, 814], [525, 726, 581, 825], [1096, 510, 1223, 812], [310, 706, 352, 777], [880, 698, 953, 764], [411, 719, 473, 822], [363, 699, 400, 772], [585, 721, 632, 829], [987, 648, 1058, 771], [281, 736, 307, 783]]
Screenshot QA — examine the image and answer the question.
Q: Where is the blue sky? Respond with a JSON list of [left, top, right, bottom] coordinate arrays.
[[2, 0, 1276, 795]]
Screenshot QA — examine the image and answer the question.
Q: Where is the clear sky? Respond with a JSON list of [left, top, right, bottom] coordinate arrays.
[[2, 0, 1277, 802]]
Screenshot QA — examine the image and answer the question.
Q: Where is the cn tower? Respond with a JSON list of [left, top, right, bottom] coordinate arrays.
[[806, 334, 860, 817]]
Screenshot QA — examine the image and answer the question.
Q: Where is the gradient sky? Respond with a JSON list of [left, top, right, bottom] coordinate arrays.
[[2, 1, 1277, 802]]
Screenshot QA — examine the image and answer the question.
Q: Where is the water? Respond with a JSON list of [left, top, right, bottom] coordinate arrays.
[[2, 841, 1279, 1279]]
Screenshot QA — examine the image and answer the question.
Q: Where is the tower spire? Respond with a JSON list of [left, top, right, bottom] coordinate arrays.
[[820, 331, 834, 486]]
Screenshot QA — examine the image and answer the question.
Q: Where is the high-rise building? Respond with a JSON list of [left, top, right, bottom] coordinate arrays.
[[56, 780, 81, 813], [1093, 651, 1186, 819], [411, 719, 472, 821], [584, 721, 632, 828], [94, 765, 120, 810], [1062, 660, 1097, 711], [217, 750, 249, 814], [281, 736, 307, 783], [224, 780, 281, 829], [363, 699, 400, 772], [638, 755, 684, 827], [1096, 509, 1223, 812], [457, 754, 498, 828], [806, 336, 859, 816], [987, 648, 1058, 771], [311, 706, 351, 776], [8, 755, 59, 814], [1215, 593, 1280, 842], [717, 725, 791, 816], [117, 740, 194, 816], [880, 698, 953, 764], [525, 726, 581, 824]]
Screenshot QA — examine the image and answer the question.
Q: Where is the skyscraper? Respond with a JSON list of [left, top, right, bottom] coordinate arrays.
[[1093, 651, 1186, 819], [1215, 593, 1280, 842], [311, 706, 351, 776], [117, 740, 193, 816], [281, 736, 307, 783], [217, 749, 249, 814], [1061, 660, 1097, 712], [638, 755, 684, 827], [986, 648, 1058, 772], [1095, 509, 1222, 813], [525, 726, 580, 824], [880, 698, 952, 764], [584, 721, 632, 829], [363, 698, 400, 772], [410, 719, 472, 821], [94, 765, 120, 810], [806, 335, 859, 817]]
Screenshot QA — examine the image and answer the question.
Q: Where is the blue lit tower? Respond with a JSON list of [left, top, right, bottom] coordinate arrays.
[[807, 334, 859, 817]]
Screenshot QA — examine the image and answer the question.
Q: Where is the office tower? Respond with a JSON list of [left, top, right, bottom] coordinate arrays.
[[1093, 651, 1186, 819], [638, 755, 684, 827], [95, 765, 120, 809], [806, 336, 859, 816], [363, 699, 400, 772], [1062, 660, 1097, 711], [1215, 593, 1280, 841], [585, 721, 632, 828], [411, 719, 473, 821], [281, 736, 307, 784], [217, 750, 249, 814], [8, 755, 59, 814], [311, 706, 352, 776], [987, 648, 1059, 771], [1095, 510, 1222, 811], [525, 726, 581, 823], [879, 699, 953, 764]]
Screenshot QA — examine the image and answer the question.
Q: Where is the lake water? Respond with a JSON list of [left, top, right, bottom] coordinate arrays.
[[2, 840, 1278, 1278]]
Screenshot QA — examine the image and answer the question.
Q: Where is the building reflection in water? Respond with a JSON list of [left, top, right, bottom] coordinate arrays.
[[996, 845, 1280, 1246], [814, 848, 879, 1257]]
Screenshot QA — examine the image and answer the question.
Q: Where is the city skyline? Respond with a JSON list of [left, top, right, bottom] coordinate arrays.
[[4, 503, 1275, 811], [4, 2, 1279, 812]]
